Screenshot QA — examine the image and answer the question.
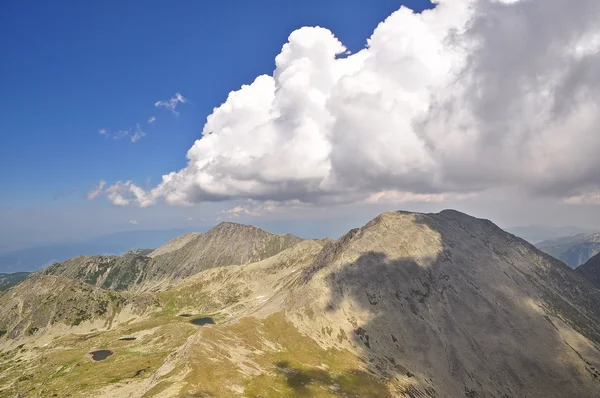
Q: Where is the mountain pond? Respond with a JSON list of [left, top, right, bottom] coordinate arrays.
[[190, 317, 215, 326], [89, 350, 113, 361]]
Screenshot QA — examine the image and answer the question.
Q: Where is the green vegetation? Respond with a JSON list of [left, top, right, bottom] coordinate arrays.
[[175, 313, 390, 397], [0, 272, 30, 292]]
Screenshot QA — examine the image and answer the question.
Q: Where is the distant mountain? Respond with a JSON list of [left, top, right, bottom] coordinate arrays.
[[41, 222, 302, 291], [536, 232, 600, 268], [507, 225, 594, 244], [577, 252, 600, 290], [0, 272, 30, 293], [0, 227, 204, 273]]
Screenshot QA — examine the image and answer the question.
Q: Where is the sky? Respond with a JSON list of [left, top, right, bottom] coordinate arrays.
[[2, 0, 600, 251]]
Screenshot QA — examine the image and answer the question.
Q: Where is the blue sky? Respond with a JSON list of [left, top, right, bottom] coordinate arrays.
[[0, 0, 431, 205], [0, 0, 435, 248], [2, 0, 600, 252]]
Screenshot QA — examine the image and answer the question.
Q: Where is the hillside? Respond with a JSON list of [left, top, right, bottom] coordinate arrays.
[[1, 211, 600, 397], [287, 210, 600, 397], [536, 233, 600, 268], [0, 272, 29, 293], [135, 222, 302, 290], [41, 251, 153, 291], [0, 275, 157, 340], [42, 223, 301, 291], [577, 252, 600, 290], [147, 232, 201, 258]]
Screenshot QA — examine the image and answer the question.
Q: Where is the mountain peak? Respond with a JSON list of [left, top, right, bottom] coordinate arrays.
[[209, 221, 263, 233], [577, 252, 600, 289]]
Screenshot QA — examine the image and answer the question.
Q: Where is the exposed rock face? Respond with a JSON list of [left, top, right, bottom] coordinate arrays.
[[288, 210, 600, 397], [41, 252, 152, 291], [0, 275, 157, 340], [577, 252, 600, 290], [536, 233, 600, 268]]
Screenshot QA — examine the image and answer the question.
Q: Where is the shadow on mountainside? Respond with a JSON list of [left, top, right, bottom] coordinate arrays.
[[272, 360, 390, 397], [306, 211, 600, 397]]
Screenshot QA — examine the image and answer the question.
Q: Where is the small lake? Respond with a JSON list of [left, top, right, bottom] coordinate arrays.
[[190, 317, 215, 326], [89, 350, 113, 361]]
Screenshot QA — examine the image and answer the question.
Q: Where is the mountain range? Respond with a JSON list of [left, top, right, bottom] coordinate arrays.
[[1, 210, 600, 397], [535, 233, 600, 268]]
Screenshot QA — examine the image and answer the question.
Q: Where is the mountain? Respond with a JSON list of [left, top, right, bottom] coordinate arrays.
[[287, 210, 600, 397], [147, 232, 201, 258], [41, 222, 302, 291], [507, 225, 594, 244], [0, 228, 204, 273], [141, 222, 302, 288], [40, 251, 153, 291], [536, 232, 600, 268], [1, 210, 600, 397], [0, 275, 157, 340], [0, 272, 30, 293], [577, 252, 600, 290]]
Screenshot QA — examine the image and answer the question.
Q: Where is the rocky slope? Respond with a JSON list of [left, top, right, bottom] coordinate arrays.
[[577, 252, 600, 290], [42, 222, 301, 291], [536, 232, 600, 268], [2, 211, 600, 397], [147, 232, 202, 258], [135, 222, 302, 290], [0, 275, 157, 341], [41, 251, 153, 291], [287, 210, 600, 397]]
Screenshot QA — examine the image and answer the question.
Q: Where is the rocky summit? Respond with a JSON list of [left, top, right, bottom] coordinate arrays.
[[1, 211, 600, 397]]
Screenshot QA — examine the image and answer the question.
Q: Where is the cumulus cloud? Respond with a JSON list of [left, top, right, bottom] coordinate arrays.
[[102, 0, 600, 208], [87, 180, 107, 200], [98, 128, 108, 138], [148, 116, 156, 125], [129, 220, 139, 225], [155, 93, 187, 116]]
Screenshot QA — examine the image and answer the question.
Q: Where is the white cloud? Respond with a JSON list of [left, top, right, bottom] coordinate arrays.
[[223, 206, 261, 218], [565, 192, 600, 205], [87, 180, 106, 200], [130, 124, 146, 143], [98, 124, 146, 143], [148, 116, 156, 125], [103, 0, 600, 208], [365, 191, 478, 205], [154, 93, 187, 116], [129, 220, 139, 225]]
